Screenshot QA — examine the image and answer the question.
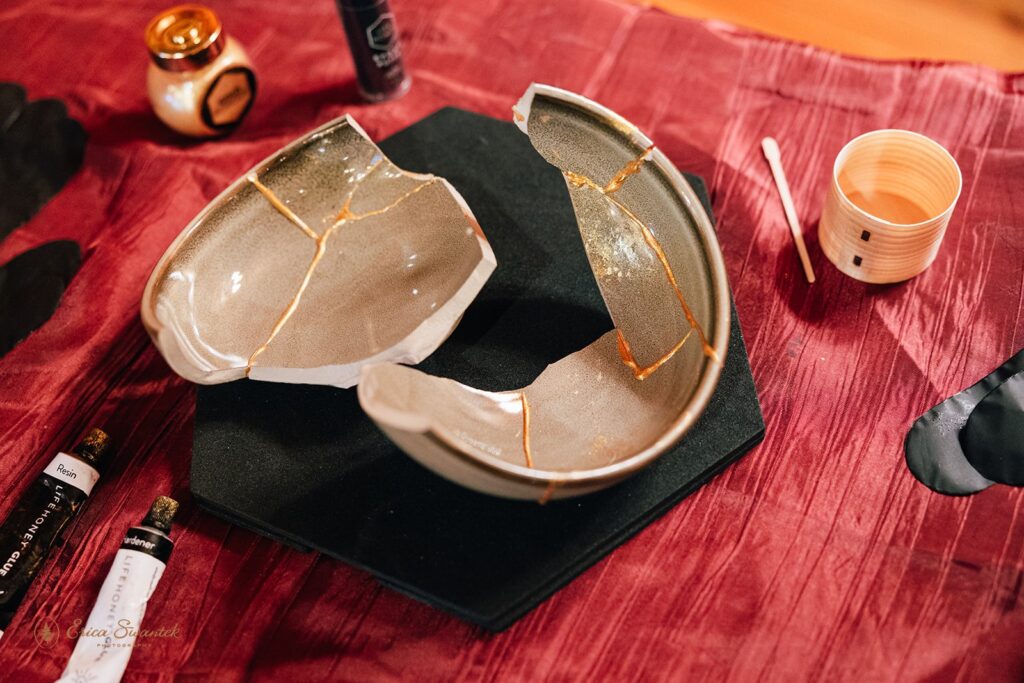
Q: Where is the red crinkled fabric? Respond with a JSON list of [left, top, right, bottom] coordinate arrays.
[[1, 0, 1023, 680]]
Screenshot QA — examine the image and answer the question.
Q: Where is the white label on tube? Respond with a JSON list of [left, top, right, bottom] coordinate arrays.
[[43, 453, 100, 496], [56, 548, 166, 683]]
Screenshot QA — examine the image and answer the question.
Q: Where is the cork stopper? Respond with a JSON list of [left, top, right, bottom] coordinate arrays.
[[74, 428, 111, 468], [142, 496, 179, 533]]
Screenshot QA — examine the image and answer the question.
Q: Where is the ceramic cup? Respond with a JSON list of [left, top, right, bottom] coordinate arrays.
[[819, 129, 962, 284]]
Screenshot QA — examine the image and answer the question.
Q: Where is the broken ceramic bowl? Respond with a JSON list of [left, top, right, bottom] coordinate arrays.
[[142, 116, 496, 387], [358, 84, 731, 501]]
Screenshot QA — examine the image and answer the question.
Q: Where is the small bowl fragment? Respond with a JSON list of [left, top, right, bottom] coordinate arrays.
[[141, 115, 496, 388]]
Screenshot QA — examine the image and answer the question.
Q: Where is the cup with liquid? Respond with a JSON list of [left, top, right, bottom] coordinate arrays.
[[818, 129, 962, 284]]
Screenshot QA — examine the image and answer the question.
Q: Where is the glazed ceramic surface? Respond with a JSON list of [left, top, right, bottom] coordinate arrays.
[[359, 84, 730, 500], [142, 116, 496, 387]]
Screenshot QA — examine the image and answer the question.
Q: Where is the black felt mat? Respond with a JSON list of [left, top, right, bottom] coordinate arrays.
[[191, 108, 764, 631]]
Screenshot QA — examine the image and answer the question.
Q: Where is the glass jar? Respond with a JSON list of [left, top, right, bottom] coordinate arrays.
[[145, 5, 257, 137]]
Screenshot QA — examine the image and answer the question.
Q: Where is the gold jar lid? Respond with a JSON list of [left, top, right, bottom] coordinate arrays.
[[145, 5, 225, 72]]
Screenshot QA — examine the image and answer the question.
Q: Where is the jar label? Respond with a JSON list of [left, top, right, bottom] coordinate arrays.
[[201, 67, 257, 132]]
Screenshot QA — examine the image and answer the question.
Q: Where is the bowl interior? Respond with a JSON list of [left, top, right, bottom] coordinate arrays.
[[359, 86, 729, 488]]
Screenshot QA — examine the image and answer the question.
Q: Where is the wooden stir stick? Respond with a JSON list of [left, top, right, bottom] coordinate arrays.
[[761, 137, 816, 283]]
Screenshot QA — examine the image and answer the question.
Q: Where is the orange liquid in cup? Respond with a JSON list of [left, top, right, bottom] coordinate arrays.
[[841, 185, 933, 225]]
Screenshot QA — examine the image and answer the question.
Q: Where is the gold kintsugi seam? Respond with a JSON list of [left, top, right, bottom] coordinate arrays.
[[604, 145, 654, 193], [247, 174, 319, 241], [616, 327, 695, 381], [328, 176, 437, 229], [246, 234, 329, 369], [520, 392, 534, 469], [244, 166, 438, 373], [334, 158, 384, 223], [564, 148, 719, 380], [538, 479, 558, 505]]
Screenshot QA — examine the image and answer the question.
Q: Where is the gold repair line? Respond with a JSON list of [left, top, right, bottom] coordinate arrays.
[[564, 168, 719, 366], [334, 193, 355, 223], [538, 480, 558, 505], [604, 145, 654, 193], [245, 176, 438, 373], [616, 327, 694, 381], [246, 234, 330, 371], [335, 158, 386, 222], [564, 170, 596, 190], [521, 392, 534, 468], [247, 174, 318, 241], [327, 179, 439, 232]]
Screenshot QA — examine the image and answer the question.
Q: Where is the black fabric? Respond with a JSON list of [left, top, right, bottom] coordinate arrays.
[[0, 83, 86, 240], [0, 240, 81, 357], [190, 107, 765, 631], [0, 82, 86, 357], [962, 371, 1024, 485], [905, 348, 1024, 495]]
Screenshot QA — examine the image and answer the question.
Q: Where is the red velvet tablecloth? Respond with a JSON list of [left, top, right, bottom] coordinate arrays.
[[2, 0, 1024, 679]]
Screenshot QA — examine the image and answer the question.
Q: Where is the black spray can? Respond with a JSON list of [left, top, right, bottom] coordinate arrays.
[[336, 0, 411, 101]]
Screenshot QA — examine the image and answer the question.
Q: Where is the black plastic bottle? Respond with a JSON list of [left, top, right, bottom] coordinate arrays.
[[336, 0, 411, 101]]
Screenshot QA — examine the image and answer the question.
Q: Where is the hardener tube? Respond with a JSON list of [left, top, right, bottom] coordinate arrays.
[[57, 496, 179, 683]]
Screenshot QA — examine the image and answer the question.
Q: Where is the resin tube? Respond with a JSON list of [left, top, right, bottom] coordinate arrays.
[[58, 496, 179, 683], [0, 428, 110, 639]]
